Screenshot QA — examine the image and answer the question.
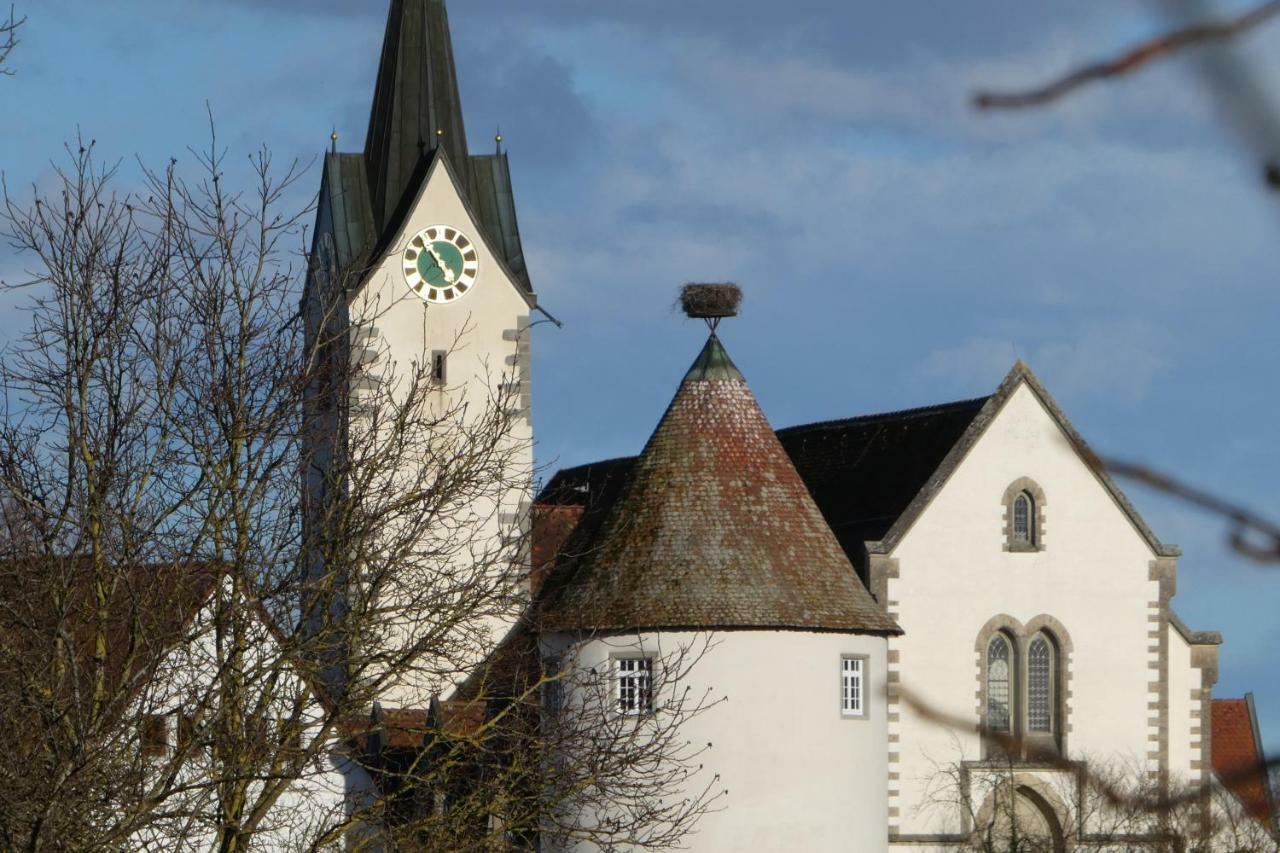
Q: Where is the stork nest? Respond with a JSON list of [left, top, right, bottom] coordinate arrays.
[[679, 283, 742, 319]]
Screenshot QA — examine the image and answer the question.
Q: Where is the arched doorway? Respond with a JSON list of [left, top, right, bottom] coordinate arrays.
[[978, 783, 1066, 852]]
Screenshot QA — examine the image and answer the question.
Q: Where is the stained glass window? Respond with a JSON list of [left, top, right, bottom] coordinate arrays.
[[987, 635, 1011, 732], [1028, 635, 1053, 733], [1013, 493, 1032, 544]]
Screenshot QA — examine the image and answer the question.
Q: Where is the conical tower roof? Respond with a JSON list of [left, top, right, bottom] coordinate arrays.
[[540, 336, 901, 635], [365, 0, 470, 233]]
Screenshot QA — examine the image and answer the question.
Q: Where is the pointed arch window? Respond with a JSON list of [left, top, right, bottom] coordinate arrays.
[[1027, 634, 1053, 733], [987, 634, 1013, 733], [1013, 493, 1033, 545], [978, 620, 1069, 759], [1003, 479, 1046, 552]]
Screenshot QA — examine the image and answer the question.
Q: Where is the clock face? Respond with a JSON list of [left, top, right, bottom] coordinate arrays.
[[402, 225, 479, 304]]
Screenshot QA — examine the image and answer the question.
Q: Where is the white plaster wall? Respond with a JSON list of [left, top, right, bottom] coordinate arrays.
[[348, 156, 535, 707], [131, 595, 347, 851], [546, 630, 890, 853], [887, 382, 1167, 837]]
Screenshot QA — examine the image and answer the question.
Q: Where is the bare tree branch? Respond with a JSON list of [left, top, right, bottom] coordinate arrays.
[[972, 0, 1280, 110], [0, 5, 23, 75]]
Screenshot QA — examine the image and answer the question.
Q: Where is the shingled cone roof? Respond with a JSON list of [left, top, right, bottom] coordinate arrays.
[[539, 335, 901, 635]]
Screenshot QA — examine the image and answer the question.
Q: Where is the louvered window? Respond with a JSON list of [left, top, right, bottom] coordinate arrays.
[[987, 635, 1012, 732], [841, 657, 866, 717], [617, 657, 653, 716], [1028, 635, 1053, 733]]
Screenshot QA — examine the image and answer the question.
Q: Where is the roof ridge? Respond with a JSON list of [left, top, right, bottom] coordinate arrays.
[[776, 395, 991, 435]]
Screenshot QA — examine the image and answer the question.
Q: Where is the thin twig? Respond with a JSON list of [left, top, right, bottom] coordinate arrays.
[[1085, 449, 1280, 564], [973, 0, 1280, 110]]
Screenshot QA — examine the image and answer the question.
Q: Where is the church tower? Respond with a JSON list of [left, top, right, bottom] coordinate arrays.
[[303, 0, 541, 707]]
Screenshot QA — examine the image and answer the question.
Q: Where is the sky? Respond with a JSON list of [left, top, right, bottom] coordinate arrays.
[[3, 1, 1279, 753]]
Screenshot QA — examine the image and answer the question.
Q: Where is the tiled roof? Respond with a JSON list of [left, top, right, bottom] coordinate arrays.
[[0, 558, 222, 702], [536, 336, 901, 635], [1212, 696, 1275, 828], [538, 397, 989, 577]]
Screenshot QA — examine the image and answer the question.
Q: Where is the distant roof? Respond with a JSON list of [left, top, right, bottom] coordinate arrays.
[[0, 558, 222, 703], [536, 336, 901, 635], [310, 0, 533, 296], [1212, 696, 1275, 828], [539, 396, 990, 573]]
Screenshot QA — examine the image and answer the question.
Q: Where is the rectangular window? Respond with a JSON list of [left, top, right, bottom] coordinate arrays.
[[431, 350, 447, 383], [841, 656, 866, 718], [617, 657, 654, 716], [141, 714, 169, 758]]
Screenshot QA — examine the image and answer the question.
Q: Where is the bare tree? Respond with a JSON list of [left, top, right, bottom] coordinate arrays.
[[0, 131, 717, 851], [0, 5, 21, 75]]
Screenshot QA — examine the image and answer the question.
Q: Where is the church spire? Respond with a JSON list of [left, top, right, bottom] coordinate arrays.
[[364, 0, 471, 234]]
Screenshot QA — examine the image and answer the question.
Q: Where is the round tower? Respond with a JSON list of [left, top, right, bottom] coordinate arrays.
[[537, 286, 901, 851]]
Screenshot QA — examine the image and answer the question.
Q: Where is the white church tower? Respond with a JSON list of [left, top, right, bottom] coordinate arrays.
[[302, 0, 544, 708]]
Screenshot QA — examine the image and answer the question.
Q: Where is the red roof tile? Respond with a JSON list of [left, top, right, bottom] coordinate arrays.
[[538, 336, 901, 635], [1212, 697, 1274, 828]]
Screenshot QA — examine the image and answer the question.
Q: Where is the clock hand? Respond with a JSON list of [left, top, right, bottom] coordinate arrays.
[[425, 243, 457, 284]]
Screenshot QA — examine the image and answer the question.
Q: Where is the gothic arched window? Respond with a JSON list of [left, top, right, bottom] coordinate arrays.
[[1027, 634, 1054, 733], [987, 634, 1013, 733], [1003, 479, 1046, 552], [1013, 493, 1033, 545]]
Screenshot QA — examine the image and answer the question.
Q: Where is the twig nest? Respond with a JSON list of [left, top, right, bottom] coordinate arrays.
[[680, 283, 742, 319]]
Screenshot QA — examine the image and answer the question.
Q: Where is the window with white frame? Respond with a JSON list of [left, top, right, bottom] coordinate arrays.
[[841, 656, 866, 718], [616, 657, 653, 716]]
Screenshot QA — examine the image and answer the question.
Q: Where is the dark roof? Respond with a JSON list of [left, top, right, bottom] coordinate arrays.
[[365, 0, 470, 234], [1212, 696, 1275, 828], [318, 153, 378, 273], [537, 336, 901, 635], [539, 397, 990, 573], [542, 360, 1184, 574], [308, 0, 534, 296]]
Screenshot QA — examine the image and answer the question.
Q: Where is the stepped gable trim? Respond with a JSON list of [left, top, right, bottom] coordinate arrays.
[[350, 147, 537, 309], [867, 360, 1178, 559], [1169, 609, 1222, 646]]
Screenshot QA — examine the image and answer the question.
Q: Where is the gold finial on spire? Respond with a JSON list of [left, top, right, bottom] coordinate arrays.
[[495, 127, 503, 154], [330, 128, 338, 154], [436, 128, 445, 137]]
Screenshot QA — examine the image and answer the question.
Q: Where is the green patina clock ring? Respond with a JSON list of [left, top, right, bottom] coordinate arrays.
[[402, 225, 480, 304]]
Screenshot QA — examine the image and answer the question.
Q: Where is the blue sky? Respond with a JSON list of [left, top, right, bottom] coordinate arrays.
[[3, 1, 1279, 752]]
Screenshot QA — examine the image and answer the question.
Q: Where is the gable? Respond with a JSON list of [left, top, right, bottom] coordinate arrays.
[[872, 363, 1176, 561], [352, 150, 534, 315]]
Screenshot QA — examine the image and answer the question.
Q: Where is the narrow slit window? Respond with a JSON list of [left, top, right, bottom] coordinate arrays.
[[987, 635, 1012, 733], [1013, 493, 1033, 544], [841, 657, 866, 717], [617, 657, 653, 716], [431, 350, 447, 383], [1027, 635, 1053, 733]]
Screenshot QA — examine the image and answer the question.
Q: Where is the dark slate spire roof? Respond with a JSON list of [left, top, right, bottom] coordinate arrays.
[[365, 0, 470, 233], [309, 0, 534, 296], [538, 336, 901, 635]]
